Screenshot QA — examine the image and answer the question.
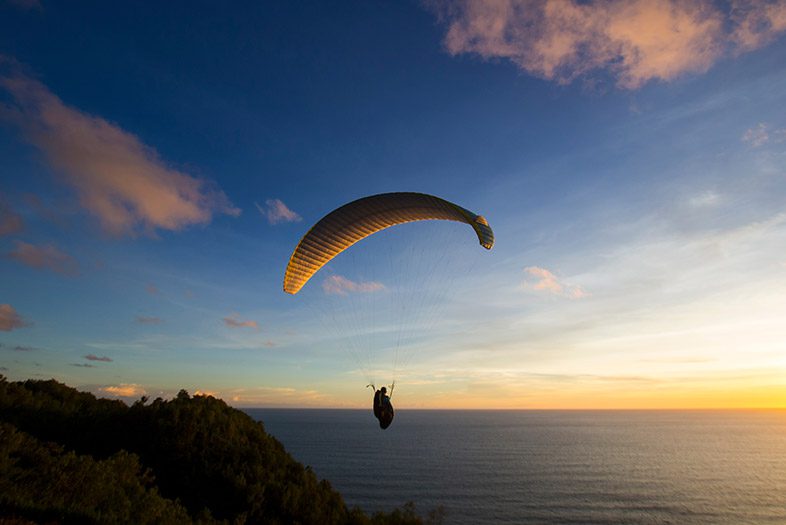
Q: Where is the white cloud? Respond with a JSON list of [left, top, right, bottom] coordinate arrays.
[[322, 275, 386, 295], [256, 199, 302, 225], [689, 190, 721, 208]]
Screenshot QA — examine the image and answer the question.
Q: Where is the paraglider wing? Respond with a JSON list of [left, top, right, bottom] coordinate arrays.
[[283, 192, 494, 294]]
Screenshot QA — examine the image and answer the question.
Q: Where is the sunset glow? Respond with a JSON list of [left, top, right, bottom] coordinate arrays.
[[1, 1, 785, 409]]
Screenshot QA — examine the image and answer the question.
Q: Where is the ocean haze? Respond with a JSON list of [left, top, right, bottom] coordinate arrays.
[[248, 409, 786, 524]]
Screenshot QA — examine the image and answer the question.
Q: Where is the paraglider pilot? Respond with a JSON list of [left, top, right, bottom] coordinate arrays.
[[371, 384, 394, 429]]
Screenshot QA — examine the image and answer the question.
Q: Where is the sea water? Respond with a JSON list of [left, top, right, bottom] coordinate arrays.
[[245, 409, 786, 524]]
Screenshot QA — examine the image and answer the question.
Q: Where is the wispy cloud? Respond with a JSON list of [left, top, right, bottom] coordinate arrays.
[[322, 275, 385, 295], [0, 304, 29, 331], [742, 122, 786, 147], [523, 266, 587, 299], [8, 241, 78, 275], [99, 384, 146, 398], [229, 386, 333, 407], [223, 314, 259, 330], [145, 283, 159, 295], [255, 199, 302, 225], [71, 363, 94, 368], [0, 71, 240, 236], [84, 354, 112, 362], [688, 190, 721, 208], [135, 315, 163, 325], [0, 200, 23, 236], [431, 0, 786, 89], [0, 342, 36, 351]]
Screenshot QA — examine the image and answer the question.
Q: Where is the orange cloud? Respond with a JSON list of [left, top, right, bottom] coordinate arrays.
[[731, 0, 786, 52], [0, 73, 240, 236], [255, 199, 302, 224], [229, 386, 332, 407], [523, 266, 587, 298], [322, 275, 385, 295], [0, 304, 29, 331], [99, 384, 146, 397], [223, 314, 259, 330], [0, 200, 23, 236], [433, 0, 786, 89], [194, 390, 218, 397], [8, 240, 78, 275]]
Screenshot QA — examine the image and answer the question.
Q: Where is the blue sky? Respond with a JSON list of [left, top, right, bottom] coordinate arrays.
[[1, 0, 785, 408]]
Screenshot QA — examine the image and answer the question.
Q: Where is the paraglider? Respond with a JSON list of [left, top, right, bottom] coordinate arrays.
[[283, 192, 494, 295], [370, 384, 394, 429], [283, 192, 494, 429]]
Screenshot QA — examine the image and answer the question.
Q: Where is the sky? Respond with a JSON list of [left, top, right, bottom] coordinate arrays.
[[1, 0, 785, 409]]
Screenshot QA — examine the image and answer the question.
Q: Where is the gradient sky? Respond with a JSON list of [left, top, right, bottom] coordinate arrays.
[[1, 0, 785, 408]]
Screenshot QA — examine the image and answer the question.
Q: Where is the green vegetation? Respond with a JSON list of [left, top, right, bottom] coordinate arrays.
[[0, 376, 440, 525]]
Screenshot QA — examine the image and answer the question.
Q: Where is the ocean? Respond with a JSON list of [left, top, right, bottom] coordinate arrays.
[[245, 409, 786, 524]]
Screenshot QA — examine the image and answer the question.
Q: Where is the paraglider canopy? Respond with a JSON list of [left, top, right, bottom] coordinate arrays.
[[284, 192, 494, 295]]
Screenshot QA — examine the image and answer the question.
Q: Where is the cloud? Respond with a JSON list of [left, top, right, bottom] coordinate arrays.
[[256, 199, 302, 225], [0, 343, 36, 351], [322, 275, 386, 295], [0, 304, 29, 331], [689, 190, 721, 208], [70, 363, 95, 368], [8, 241, 78, 275], [523, 266, 587, 299], [99, 384, 146, 397], [194, 390, 218, 397], [0, 200, 23, 236], [743, 122, 786, 147], [0, 72, 240, 236], [223, 314, 259, 330], [229, 386, 332, 407], [731, 0, 786, 52], [263, 340, 276, 348], [145, 283, 158, 295], [135, 315, 163, 325], [84, 354, 112, 362], [431, 0, 786, 89]]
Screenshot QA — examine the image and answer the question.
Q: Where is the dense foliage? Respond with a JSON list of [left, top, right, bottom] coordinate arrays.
[[0, 376, 437, 525]]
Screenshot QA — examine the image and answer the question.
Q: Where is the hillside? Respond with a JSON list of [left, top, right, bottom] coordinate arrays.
[[0, 376, 438, 525]]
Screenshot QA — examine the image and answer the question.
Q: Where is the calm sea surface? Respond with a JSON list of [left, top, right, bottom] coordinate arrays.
[[245, 409, 786, 524]]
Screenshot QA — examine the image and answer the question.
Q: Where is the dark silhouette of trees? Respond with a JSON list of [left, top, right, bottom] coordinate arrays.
[[0, 376, 438, 525]]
